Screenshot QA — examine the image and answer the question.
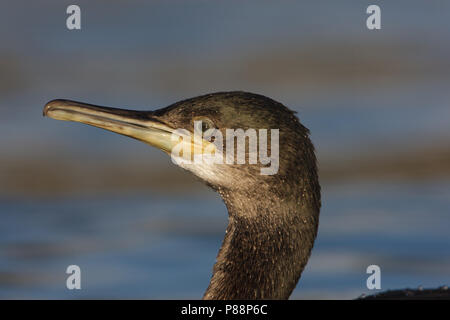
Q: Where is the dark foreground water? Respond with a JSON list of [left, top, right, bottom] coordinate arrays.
[[1, 182, 449, 299]]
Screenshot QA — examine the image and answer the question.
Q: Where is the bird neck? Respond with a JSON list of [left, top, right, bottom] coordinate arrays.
[[203, 190, 319, 299]]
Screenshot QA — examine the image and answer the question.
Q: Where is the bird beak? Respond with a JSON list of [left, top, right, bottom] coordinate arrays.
[[43, 99, 214, 158]]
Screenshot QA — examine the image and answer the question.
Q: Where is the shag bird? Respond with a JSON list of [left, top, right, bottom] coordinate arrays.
[[43, 91, 321, 299]]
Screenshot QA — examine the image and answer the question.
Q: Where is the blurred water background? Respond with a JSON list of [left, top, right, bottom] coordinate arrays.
[[0, 0, 449, 299]]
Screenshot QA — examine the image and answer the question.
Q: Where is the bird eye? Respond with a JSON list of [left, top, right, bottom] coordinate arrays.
[[194, 118, 215, 133], [202, 121, 211, 132]]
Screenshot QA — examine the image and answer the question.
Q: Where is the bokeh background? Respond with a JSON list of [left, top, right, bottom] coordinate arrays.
[[1, 1, 449, 299]]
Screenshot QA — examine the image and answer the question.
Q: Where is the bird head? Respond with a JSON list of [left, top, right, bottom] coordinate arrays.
[[43, 92, 317, 198]]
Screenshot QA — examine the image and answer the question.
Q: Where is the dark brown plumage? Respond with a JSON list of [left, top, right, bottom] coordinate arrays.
[[126, 92, 321, 298]]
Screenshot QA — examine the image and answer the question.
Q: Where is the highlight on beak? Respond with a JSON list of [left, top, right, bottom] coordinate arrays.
[[43, 99, 216, 160]]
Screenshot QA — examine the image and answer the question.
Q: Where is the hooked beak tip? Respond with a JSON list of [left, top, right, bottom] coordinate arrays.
[[43, 99, 66, 117]]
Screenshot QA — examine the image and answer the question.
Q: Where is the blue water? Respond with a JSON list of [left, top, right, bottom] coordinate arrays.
[[1, 182, 448, 299], [0, 0, 450, 299]]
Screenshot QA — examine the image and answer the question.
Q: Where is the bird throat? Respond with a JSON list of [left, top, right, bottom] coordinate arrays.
[[203, 189, 319, 300]]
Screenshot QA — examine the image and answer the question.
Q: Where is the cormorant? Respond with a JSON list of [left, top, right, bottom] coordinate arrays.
[[43, 92, 450, 300], [44, 91, 320, 299]]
